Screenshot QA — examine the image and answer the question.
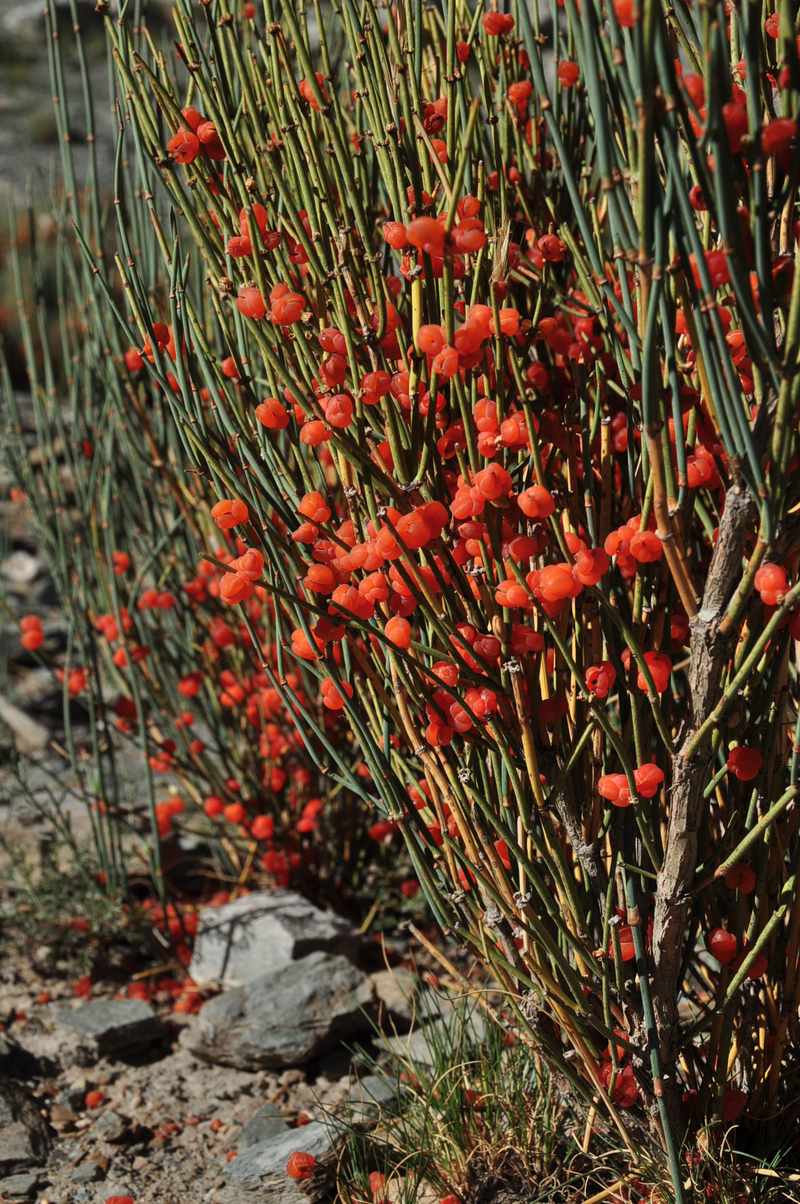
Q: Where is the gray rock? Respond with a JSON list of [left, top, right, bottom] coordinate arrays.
[[55, 1085, 87, 1111], [224, 1119, 335, 1197], [0, 1080, 54, 1175], [345, 1073, 401, 1124], [184, 951, 374, 1070], [0, 1172, 42, 1199], [46, 999, 164, 1064], [99, 1181, 135, 1204], [10, 668, 61, 711], [0, 695, 49, 754], [68, 1163, 103, 1184], [370, 968, 417, 1026], [91, 1109, 127, 1143], [0, 551, 41, 586], [188, 890, 358, 988], [238, 1103, 289, 1148], [375, 1006, 487, 1068]]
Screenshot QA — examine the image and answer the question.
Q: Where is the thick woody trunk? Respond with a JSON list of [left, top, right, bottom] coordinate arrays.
[[651, 483, 755, 1131]]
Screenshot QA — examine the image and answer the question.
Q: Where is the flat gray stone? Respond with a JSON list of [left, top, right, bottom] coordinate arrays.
[[183, 951, 374, 1070], [375, 1006, 487, 1068], [91, 1109, 127, 1143], [47, 999, 164, 1064], [238, 1103, 289, 1148], [0, 1172, 42, 1199], [0, 695, 49, 754], [345, 1073, 401, 1125], [224, 1119, 335, 1197], [370, 968, 417, 1026], [68, 1163, 103, 1184], [0, 551, 41, 585], [10, 668, 61, 711], [0, 1081, 53, 1175], [54, 1085, 86, 1111], [189, 890, 358, 988]]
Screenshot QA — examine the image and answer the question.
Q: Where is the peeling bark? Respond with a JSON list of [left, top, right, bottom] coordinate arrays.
[[555, 792, 607, 902], [651, 484, 755, 1130]]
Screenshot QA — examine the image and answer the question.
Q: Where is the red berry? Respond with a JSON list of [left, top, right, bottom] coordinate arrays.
[[573, 547, 610, 587], [537, 564, 580, 603], [369, 1171, 387, 1199], [298, 72, 328, 110], [406, 216, 445, 256], [762, 117, 796, 158], [417, 323, 446, 355], [722, 1087, 747, 1124], [298, 491, 331, 523], [323, 393, 354, 428], [219, 572, 253, 605], [286, 1150, 317, 1181], [321, 677, 354, 710], [637, 651, 671, 694], [557, 60, 580, 87], [597, 773, 631, 807], [236, 286, 267, 320], [20, 627, 44, 652], [707, 927, 738, 966], [431, 345, 460, 378], [124, 346, 143, 373], [724, 863, 756, 894], [385, 616, 412, 650], [726, 746, 763, 781], [270, 290, 305, 325], [585, 662, 616, 699], [167, 127, 200, 164], [383, 221, 409, 249], [744, 951, 768, 980], [754, 561, 788, 604], [255, 397, 289, 430], [517, 484, 555, 520], [507, 80, 532, 110], [613, 0, 637, 26], [633, 763, 665, 799], [251, 815, 275, 839], [482, 12, 514, 35], [211, 498, 249, 530], [722, 101, 748, 153], [629, 529, 662, 563]]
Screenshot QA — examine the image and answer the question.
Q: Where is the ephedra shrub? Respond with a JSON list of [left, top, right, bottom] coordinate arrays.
[[2, 43, 404, 921], [37, 0, 800, 1192]]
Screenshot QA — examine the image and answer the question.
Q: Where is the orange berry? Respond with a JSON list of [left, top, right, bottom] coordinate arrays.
[[708, 928, 738, 966], [256, 397, 289, 430], [385, 616, 412, 649], [483, 11, 514, 34], [236, 286, 267, 320], [286, 1150, 317, 1181], [211, 498, 249, 529], [727, 746, 763, 781]]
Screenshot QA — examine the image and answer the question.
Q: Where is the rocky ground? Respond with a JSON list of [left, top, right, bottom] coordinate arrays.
[[0, 884, 449, 1204], [0, 408, 466, 1204]]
